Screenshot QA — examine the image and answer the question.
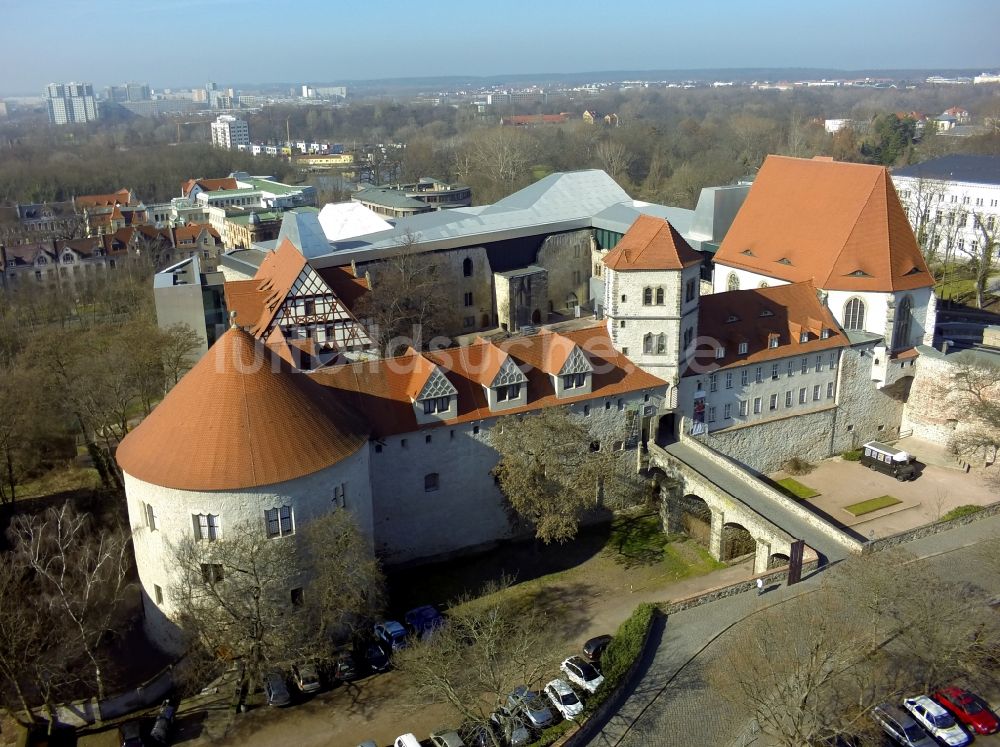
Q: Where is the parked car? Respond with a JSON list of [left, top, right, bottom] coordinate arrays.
[[291, 661, 322, 694], [404, 604, 445, 637], [374, 620, 409, 651], [582, 634, 613, 664], [934, 687, 1000, 735], [361, 641, 391, 673], [332, 649, 358, 682], [356, 742, 378, 747], [459, 722, 496, 747], [544, 678, 583, 720], [429, 729, 467, 747], [489, 707, 530, 746], [507, 685, 554, 728], [149, 699, 176, 745], [860, 441, 917, 481], [871, 703, 935, 747], [264, 671, 291, 707], [903, 695, 971, 746], [394, 735, 421, 747], [561, 655, 605, 694], [119, 720, 144, 747]]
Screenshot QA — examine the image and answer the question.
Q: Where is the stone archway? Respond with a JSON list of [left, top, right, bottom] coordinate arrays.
[[767, 552, 790, 569], [681, 494, 711, 546], [721, 521, 756, 561]]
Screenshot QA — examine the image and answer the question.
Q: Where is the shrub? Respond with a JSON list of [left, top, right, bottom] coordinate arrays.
[[841, 448, 863, 461], [586, 602, 657, 714], [941, 504, 983, 521], [526, 720, 575, 746], [783, 456, 815, 475]]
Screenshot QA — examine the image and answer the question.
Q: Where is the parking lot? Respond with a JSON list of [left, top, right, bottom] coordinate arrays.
[[769, 436, 999, 540]]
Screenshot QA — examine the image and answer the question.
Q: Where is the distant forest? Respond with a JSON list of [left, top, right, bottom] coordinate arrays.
[[0, 83, 997, 208]]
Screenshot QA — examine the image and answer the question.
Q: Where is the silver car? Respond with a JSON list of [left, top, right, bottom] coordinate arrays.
[[507, 685, 554, 728], [872, 703, 935, 747]]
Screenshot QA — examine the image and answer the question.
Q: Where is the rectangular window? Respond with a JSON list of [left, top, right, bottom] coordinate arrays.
[[771, 363, 779, 380], [827, 381, 835, 399], [193, 514, 221, 542], [753, 397, 762, 414], [725, 372, 733, 389], [154, 584, 163, 605], [573, 270, 581, 284], [785, 390, 792, 407], [799, 387, 807, 404], [829, 352, 837, 368], [813, 384, 821, 401], [291, 588, 304, 606], [496, 383, 521, 401], [787, 360, 794, 377], [738, 341, 748, 354], [463, 291, 473, 306], [754, 367, 762, 384], [423, 396, 450, 414], [709, 374, 718, 392], [739, 399, 748, 417], [562, 373, 586, 390], [815, 355, 822, 372], [463, 316, 475, 327], [333, 483, 346, 507], [741, 369, 748, 386], [200, 563, 223, 583], [424, 473, 439, 492], [707, 406, 716, 423], [685, 278, 697, 303], [583, 404, 590, 416], [724, 403, 732, 419], [800, 357, 808, 374], [617, 399, 624, 411], [769, 393, 778, 411], [265, 506, 293, 538], [145, 502, 158, 531]]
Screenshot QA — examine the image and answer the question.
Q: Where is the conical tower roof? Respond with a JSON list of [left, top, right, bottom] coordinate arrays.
[[117, 327, 368, 490], [602, 215, 702, 271]]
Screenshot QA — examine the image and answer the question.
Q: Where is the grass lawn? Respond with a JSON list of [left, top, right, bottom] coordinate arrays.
[[775, 478, 820, 500], [844, 495, 902, 517], [16, 465, 102, 500]]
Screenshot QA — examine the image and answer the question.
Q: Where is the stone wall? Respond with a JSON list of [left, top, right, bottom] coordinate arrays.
[[536, 229, 592, 313], [702, 406, 837, 473], [831, 344, 908, 454]]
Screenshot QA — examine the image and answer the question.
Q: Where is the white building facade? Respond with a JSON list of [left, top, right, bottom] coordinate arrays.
[[210, 115, 250, 149]]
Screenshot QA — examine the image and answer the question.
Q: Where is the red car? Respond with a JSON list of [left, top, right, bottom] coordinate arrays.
[[933, 687, 1000, 735]]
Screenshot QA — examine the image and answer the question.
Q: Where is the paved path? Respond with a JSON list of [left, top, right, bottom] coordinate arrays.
[[662, 441, 857, 563], [586, 513, 1000, 746]]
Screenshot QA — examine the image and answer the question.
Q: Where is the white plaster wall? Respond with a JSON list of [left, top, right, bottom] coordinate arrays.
[[825, 289, 890, 339], [893, 176, 1000, 259], [125, 446, 372, 652], [712, 264, 789, 294], [370, 388, 664, 565]]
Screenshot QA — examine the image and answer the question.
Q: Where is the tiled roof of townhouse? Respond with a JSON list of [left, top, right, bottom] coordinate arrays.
[[115, 326, 369, 491], [687, 281, 848, 373], [602, 215, 702, 271], [180, 177, 238, 197], [716, 155, 932, 292]]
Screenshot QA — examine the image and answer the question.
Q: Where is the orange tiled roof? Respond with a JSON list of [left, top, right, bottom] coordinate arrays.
[[75, 189, 133, 208], [603, 215, 702, 271], [687, 281, 847, 374], [310, 324, 665, 438], [315, 265, 370, 310], [173, 223, 220, 244], [225, 279, 267, 329], [116, 327, 368, 490], [181, 177, 239, 197], [716, 155, 932, 292]]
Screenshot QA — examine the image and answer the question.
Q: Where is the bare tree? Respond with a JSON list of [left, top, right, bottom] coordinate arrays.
[[941, 353, 1000, 470], [10, 504, 134, 701], [393, 576, 561, 744], [158, 322, 203, 387], [595, 139, 633, 184], [491, 407, 644, 543], [967, 210, 998, 309]]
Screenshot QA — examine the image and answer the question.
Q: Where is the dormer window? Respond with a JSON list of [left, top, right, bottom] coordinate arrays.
[[769, 336, 780, 349], [422, 396, 451, 414], [715, 347, 725, 359], [847, 269, 870, 277], [777, 258, 792, 265], [741, 248, 754, 256], [726, 314, 740, 323], [562, 373, 586, 390], [738, 342, 748, 355], [821, 328, 831, 339], [799, 332, 809, 343], [93, 249, 103, 257], [62, 254, 74, 263], [496, 384, 521, 401], [37, 257, 47, 265], [759, 309, 774, 317]]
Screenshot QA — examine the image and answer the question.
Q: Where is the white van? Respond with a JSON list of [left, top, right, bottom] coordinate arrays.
[[395, 735, 422, 747]]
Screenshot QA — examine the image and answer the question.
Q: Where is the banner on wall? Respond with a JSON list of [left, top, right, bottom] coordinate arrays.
[[691, 386, 706, 436]]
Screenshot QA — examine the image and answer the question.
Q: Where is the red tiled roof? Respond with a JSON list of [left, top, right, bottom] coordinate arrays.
[[315, 265, 370, 309], [310, 325, 665, 438], [75, 189, 134, 208], [603, 215, 702, 271], [716, 155, 932, 292], [181, 177, 239, 197], [116, 327, 368, 490], [687, 281, 847, 373]]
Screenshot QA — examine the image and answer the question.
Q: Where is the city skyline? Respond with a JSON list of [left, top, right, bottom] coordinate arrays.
[[1, 0, 998, 95]]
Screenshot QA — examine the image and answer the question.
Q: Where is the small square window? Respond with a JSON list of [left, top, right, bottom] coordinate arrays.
[[375, 443, 383, 453], [738, 342, 748, 354], [583, 404, 590, 416], [154, 584, 163, 605], [619, 320, 626, 328], [425, 434, 432, 444], [622, 347, 628, 355], [424, 473, 440, 492], [401, 438, 408, 448], [753, 397, 762, 414], [291, 588, 304, 606], [620, 294, 626, 303], [473, 425, 480, 435]]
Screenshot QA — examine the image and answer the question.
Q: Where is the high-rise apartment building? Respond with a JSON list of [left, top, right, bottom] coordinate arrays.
[[210, 115, 250, 149], [45, 82, 99, 125]]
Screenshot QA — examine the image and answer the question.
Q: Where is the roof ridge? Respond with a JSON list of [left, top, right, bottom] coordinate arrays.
[[822, 167, 883, 288]]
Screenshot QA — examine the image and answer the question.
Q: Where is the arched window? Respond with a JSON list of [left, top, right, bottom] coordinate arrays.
[[643, 333, 654, 354], [843, 297, 866, 330], [656, 333, 667, 354], [565, 292, 578, 309], [683, 327, 694, 351], [643, 287, 653, 305], [655, 287, 664, 305], [462, 258, 473, 277], [758, 281, 769, 288], [727, 272, 739, 291], [892, 295, 913, 350]]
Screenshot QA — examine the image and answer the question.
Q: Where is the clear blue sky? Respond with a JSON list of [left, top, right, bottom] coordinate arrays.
[[2, 0, 998, 94]]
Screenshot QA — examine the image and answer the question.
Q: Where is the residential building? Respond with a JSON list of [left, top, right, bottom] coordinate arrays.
[[891, 154, 1000, 262], [352, 178, 472, 218], [74, 189, 147, 236], [45, 82, 98, 125], [1, 234, 129, 290], [210, 115, 250, 149], [0, 201, 79, 246]]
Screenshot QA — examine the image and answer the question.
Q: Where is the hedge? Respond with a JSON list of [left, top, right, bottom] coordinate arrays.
[[941, 504, 983, 521], [587, 602, 657, 712], [841, 448, 863, 461]]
